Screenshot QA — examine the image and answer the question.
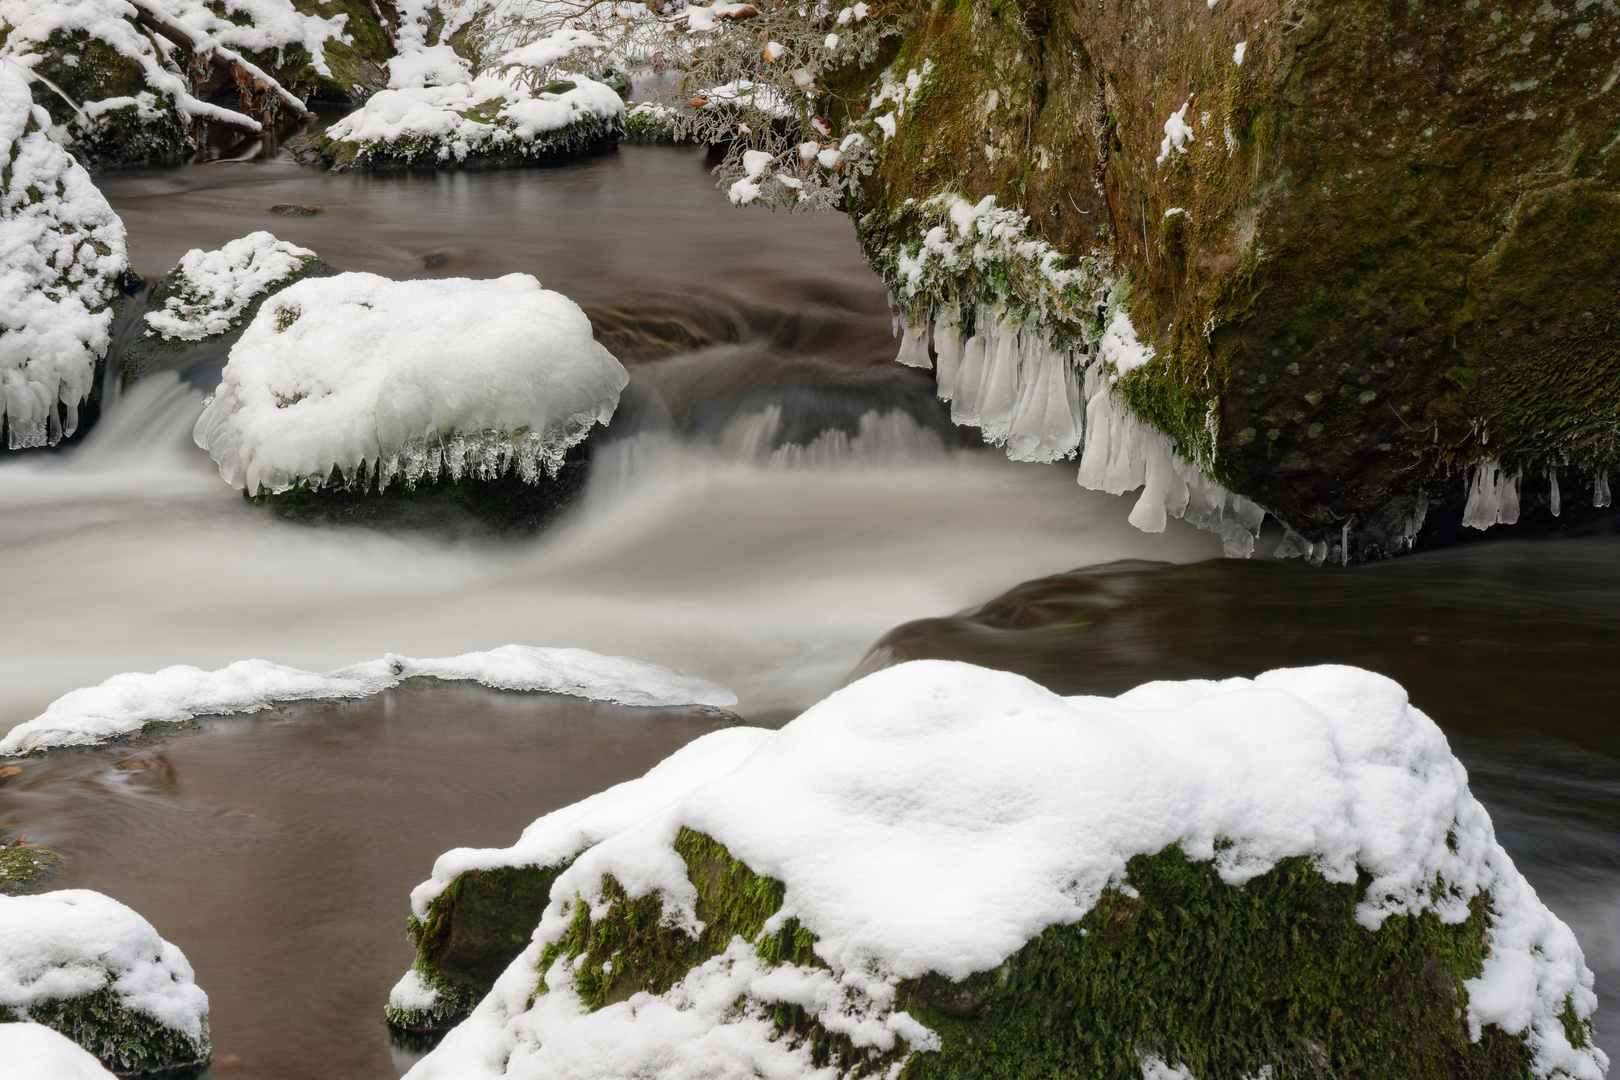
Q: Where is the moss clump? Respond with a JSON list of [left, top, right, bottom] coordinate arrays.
[[538, 831, 1550, 1079], [307, 111, 624, 173], [0, 845, 62, 895], [6, 985, 209, 1076]]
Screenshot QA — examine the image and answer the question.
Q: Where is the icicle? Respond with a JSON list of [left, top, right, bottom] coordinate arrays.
[[932, 310, 963, 399], [976, 319, 1022, 445], [1549, 471, 1561, 517], [1341, 522, 1350, 566], [1596, 473, 1612, 508], [950, 330, 989, 428], [1462, 459, 1521, 530], [1006, 344, 1083, 462], [894, 320, 931, 368]]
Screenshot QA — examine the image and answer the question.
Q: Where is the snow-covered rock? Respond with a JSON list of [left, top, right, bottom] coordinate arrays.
[[0, 645, 736, 757], [0, 67, 128, 450], [0, 1023, 119, 1080], [403, 661, 1607, 1080], [0, 890, 209, 1076], [191, 272, 627, 497], [313, 70, 624, 171], [144, 232, 321, 344], [389, 726, 773, 1031]]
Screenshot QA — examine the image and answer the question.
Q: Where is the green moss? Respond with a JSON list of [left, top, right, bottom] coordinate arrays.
[[15, 31, 187, 167], [11, 985, 209, 1076], [536, 831, 1549, 1079], [0, 845, 62, 895]]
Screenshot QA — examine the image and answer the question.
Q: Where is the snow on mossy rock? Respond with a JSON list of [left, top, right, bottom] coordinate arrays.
[[0, 1022, 120, 1080], [0, 67, 127, 452], [389, 727, 770, 1033], [842, 0, 1620, 560], [120, 231, 330, 386], [0, 890, 209, 1076], [0, 645, 735, 756], [304, 57, 625, 172], [404, 662, 1608, 1080], [191, 272, 627, 530]]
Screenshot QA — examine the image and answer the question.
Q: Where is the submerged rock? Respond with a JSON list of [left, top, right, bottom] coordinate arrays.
[[842, 0, 1620, 559], [399, 662, 1605, 1080], [0, 890, 210, 1076]]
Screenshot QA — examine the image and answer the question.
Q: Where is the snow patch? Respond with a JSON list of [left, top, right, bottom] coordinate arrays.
[[1157, 99, 1196, 163], [0, 645, 736, 756], [406, 661, 1606, 1080], [0, 67, 127, 449], [143, 231, 318, 342], [0, 1023, 118, 1080], [192, 272, 626, 496], [0, 890, 208, 1043]]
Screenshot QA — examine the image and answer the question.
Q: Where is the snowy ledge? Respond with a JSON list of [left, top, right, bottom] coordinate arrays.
[[403, 661, 1606, 1080], [0, 646, 737, 757]]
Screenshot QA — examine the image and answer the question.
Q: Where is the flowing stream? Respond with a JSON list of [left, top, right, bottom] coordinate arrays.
[[0, 143, 1613, 1076]]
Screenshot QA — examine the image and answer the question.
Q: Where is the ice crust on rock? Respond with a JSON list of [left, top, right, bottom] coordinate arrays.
[[0, 67, 128, 449], [0, 1022, 119, 1080], [408, 725, 774, 919], [0, 890, 209, 1043], [192, 272, 627, 496], [406, 661, 1606, 1080], [0, 645, 736, 756], [144, 231, 318, 342]]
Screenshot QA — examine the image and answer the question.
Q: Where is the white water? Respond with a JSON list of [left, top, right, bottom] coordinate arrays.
[[0, 372, 1218, 732]]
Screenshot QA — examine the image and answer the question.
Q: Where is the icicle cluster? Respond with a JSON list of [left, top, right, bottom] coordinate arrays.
[[0, 67, 128, 449], [1462, 459, 1521, 530]]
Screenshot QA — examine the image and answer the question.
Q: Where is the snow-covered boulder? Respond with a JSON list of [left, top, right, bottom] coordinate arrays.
[[308, 70, 625, 171], [0, 1022, 119, 1080], [389, 726, 771, 1033], [402, 662, 1607, 1080], [121, 231, 329, 385], [191, 271, 627, 527], [0, 890, 209, 1076], [0, 67, 128, 451]]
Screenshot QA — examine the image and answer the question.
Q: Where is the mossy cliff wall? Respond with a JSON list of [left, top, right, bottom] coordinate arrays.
[[854, 0, 1620, 552]]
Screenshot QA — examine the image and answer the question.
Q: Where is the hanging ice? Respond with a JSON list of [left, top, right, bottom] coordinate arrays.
[[1596, 473, 1612, 508], [1462, 459, 1521, 530], [893, 320, 931, 368]]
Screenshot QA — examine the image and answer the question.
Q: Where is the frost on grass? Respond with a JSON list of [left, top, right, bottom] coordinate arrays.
[[192, 272, 627, 497], [390, 727, 771, 1030], [0, 645, 736, 756], [143, 231, 321, 342], [0, 890, 209, 1075], [0, 1022, 118, 1080], [0, 67, 127, 450], [404, 661, 1606, 1080]]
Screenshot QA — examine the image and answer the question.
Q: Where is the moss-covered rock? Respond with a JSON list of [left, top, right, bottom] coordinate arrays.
[[528, 828, 1549, 1080], [302, 103, 623, 172], [849, 0, 1620, 556], [1, 986, 209, 1077], [0, 845, 62, 896]]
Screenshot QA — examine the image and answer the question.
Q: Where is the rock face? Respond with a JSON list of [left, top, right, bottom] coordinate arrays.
[[854, 0, 1620, 558]]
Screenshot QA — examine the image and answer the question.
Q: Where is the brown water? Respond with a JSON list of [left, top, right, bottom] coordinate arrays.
[[0, 684, 728, 1079]]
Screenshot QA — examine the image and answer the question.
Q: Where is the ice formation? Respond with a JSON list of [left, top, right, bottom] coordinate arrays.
[[143, 231, 319, 341], [1463, 458, 1521, 530], [0, 1022, 119, 1080], [886, 192, 1264, 554], [0, 67, 128, 449], [0, 890, 209, 1044], [192, 272, 627, 496], [405, 661, 1605, 1080], [0, 645, 737, 756]]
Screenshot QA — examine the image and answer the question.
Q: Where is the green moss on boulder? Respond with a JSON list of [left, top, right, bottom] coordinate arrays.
[[0, 846, 62, 895], [850, 0, 1620, 556], [4, 985, 209, 1077]]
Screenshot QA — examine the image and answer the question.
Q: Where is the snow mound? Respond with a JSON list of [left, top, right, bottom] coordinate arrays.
[[0, 645, 736, 756], [322, 71, 624, 168], [0, 1023, 118, 1080], [406, 661, 1606, 1080], [0, 67, 127, 449], [0, 890, 208, 1043], [408, 725, 773, 919], [144, 231, 319, 342], [192, 272, 627, 496]]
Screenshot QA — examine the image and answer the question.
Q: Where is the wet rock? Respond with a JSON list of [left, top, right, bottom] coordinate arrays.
[[268, 203, 321, 216]]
